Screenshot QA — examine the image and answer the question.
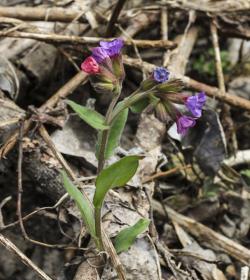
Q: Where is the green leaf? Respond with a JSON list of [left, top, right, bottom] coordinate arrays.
[[114, 219, 150, 253], [61, 171, 96, 238], [96, 109, 128, 160], [130, 98, 149, 113], [67, 100, 109, 131], [93, 156, 140, 208]]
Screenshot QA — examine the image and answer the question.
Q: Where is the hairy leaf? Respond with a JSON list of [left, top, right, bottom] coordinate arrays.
[[114, 219, 150, 253], [96, 108, 128, 160], [67, 100, 109, 130], [93, 156, 140, 208], [61, 171, 96, 238]]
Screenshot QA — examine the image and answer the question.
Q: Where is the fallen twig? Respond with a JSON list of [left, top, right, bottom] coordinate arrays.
[[0, 6, 89, 22], [0, 234, 53, 280], [105, 0, 127, 37], [143, 165, 191, 183], [0, 30, 176, 49], [152, 199, 250, 265]]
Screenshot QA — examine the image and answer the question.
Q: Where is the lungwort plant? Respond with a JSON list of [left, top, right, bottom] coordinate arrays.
[[62, 38, 206, 253]]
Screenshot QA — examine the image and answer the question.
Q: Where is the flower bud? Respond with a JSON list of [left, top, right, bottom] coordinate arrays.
[[89, 75, 115, 94], [81, 57, 100, 74], [156, 79, 184, 93], [112, 55, 125, 82], [155, 102, 170, 123], [140, 79, 158, 91]]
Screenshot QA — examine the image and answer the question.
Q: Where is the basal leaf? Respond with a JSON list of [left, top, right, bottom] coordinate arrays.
[[67, 100, 109, 131], [114, 219, 150, 253], [61, 171, 96, 238], [93, 156, 140, 208]]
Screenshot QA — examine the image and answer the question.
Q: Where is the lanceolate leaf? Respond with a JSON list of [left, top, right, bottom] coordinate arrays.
[[93, 156, 140, 208], [114, 219, 150, 253], [67, 100, 109, 131], [61, 171, 96, 238], [96, 108, 128, 160]]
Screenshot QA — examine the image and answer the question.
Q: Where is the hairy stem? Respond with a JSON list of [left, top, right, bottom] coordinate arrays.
[[95, 91, 121, 250], [94, 207, 103, 250], [97, 93, 120, 173]]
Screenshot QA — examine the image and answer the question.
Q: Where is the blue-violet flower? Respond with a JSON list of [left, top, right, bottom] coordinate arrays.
[[153, 67, 170, 83], [91, 47, 109, 63], [185, 91, 206, 118], [100, 38, 124, 57], [177, 115, 196, 135]]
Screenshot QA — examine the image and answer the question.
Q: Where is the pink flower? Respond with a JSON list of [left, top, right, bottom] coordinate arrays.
[[81, 56, 100, 74]]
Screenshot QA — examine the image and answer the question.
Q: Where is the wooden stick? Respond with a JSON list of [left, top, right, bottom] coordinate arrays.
[[0, 30, 176, 49], [0, 234, 53, 280], [143, 165, 191, 183], [152, 199, 250, 265], [0, 6, 88, 22], [210, 19, 226, 94], [123, 56, 250, 111]]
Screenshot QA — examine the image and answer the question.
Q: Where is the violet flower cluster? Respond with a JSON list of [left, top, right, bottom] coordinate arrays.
[[81, 39, 206, 135], [141, 67, 206, 135]]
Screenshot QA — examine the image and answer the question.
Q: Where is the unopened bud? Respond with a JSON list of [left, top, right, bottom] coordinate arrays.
[[155, 102, 170, 123], [156, 79, 184, 93], [140, 79, 157, 91]]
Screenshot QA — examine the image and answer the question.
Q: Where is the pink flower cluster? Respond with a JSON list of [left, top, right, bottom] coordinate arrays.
[[81, 38, 124, 74]]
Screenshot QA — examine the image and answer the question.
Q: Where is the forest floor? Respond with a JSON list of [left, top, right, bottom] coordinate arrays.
[[0, 0, 250, 280]]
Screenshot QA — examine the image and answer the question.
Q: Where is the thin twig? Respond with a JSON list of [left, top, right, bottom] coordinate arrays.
[[0, 234, 53, 280], [0, 30, 176, 49], [210, 19, 226, 95], [1, 194, 68, 231], [17, 120, 29, 240], [105, 0, 127, 37], [210, 18, 238, 152], [118, 24, 147, 79], [143, 165, 191, 183], [161, 6, 171, 67], [0, 6, 89, 22]]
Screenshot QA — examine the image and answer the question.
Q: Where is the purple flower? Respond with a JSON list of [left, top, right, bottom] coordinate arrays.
[[91, 47, 109, 63], [100, 38, 124, 57], [176, 115, 196, 135], [153, 67, 170, 83], [185, 91, 206, 118]]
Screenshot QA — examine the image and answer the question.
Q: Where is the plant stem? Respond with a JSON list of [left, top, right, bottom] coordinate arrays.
[[94, 87, 155, 251], [97, 93, 120, 173], [95, 92, 121, 250], [112, 89, 156, 120], [94, 207, 103, 250]]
